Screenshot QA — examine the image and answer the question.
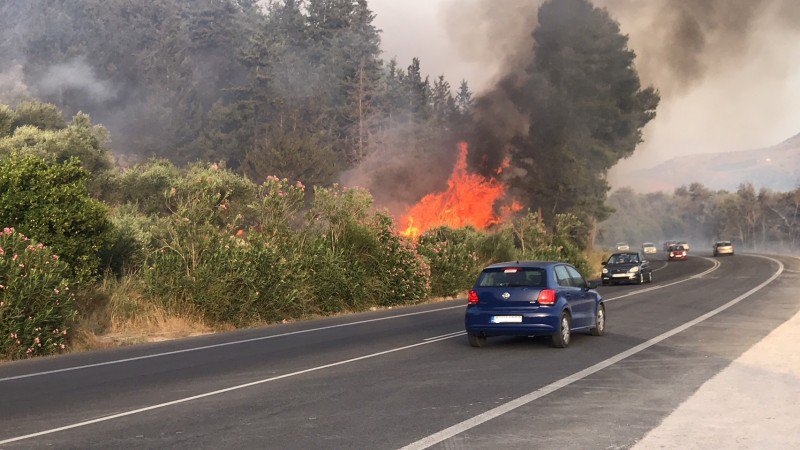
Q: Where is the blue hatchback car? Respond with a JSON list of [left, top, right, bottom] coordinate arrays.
[[465, 261, 605, 348]]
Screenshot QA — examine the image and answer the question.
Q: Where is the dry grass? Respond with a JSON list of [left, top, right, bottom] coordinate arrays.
[[586, 247, 610, 279], [72, 274, 213, 349]]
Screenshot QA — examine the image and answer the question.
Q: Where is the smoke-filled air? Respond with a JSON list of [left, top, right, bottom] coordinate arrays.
[[1, 0, 799, 359]]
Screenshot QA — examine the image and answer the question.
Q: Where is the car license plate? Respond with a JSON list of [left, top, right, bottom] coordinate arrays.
[[612, 273, 629, 278], [491, 315, 522, 324]]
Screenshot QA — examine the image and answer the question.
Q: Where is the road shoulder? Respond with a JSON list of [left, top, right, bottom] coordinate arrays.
[[634, 256, 800, 449]]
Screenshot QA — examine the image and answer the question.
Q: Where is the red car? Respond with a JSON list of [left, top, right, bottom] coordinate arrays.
[[668, 245, 688, 261]]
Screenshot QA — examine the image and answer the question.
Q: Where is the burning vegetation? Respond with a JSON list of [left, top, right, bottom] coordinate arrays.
[[400, 142, 522, 239]]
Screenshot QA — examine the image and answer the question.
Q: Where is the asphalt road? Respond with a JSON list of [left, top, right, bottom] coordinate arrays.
[[0, 252, 797, 449]]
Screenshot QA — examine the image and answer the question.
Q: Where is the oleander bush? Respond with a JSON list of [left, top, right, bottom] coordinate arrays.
[[0, 154, 112, 282], [0, 228, 77, 360], [418, 226, 481, 297]]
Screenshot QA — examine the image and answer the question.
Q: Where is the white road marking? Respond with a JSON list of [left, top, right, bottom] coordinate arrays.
[[424, 331, 466, 341], [0, 333, 465, 445], [401, 255, 783, 450], [0, 255, 759, 445], [603, 257, 720, 303], [0, 304, 465, 383], [1, 257, 718, 383]]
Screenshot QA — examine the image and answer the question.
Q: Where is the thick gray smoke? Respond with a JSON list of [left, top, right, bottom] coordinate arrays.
[[440, 0, 800, 181], [35, 58, 117, 103], [444, 0, 800, 96], [601, 0, 800, 96]]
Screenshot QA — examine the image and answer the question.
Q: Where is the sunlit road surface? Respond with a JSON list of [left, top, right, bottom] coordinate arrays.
[[0, 253, 797, 449]]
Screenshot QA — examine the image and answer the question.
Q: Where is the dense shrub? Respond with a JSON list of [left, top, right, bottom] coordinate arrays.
[[418, 226, 481, 297], [100, 205, 157, 275], [512, 212, 592, 276], [0, 154, 112, 281], [0, 228, 77, 359], [106, 159, 182, 215]]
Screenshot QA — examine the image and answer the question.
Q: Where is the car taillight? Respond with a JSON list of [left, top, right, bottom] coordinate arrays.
[[468, 290, 479, 305], [537, 289, 556, 305]]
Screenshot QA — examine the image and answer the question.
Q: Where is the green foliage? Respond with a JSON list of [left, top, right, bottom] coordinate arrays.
[[511, 212, 592, 276], [100, 205, 157, 275], [12, 100, 67, 131], [0, 104, 15, 137], [105, 159, 182, 215], [0, 154, 112, 281], [0, 229, 77, 360], [0, 107, 114, 194], [418, 227, 481, 297]]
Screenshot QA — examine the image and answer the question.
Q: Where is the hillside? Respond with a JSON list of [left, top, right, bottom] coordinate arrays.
[[618, 132, 800, 192]]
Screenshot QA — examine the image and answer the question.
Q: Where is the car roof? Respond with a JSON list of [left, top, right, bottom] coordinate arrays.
[[643, 242, 655, 246], [483, 261, 564, 270], [610, 252, 640, 257]]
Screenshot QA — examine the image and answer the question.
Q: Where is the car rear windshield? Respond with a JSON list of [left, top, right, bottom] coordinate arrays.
[[716, 242, 732, 246], [476, 268, 547, 288], [669, 246, 685, 251]]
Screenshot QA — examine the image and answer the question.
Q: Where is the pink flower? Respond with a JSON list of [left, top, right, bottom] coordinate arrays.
[[12, 254, 18, 261], [34, 337, 40, 344], [60, 344, 66, 349], [0, 247, 4, 255], [0, 285, 4, 290], [52, 254, 59, 261], [3, 227, 13, 235], [212, 163, 219, 171], [18, 263, 24, 268], [22, 236, 29, 242], [37, 243, 44, 249], [54, 288, 60, 295]]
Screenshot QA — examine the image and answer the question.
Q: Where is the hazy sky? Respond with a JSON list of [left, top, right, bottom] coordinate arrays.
[[370, 0, 800, 185]]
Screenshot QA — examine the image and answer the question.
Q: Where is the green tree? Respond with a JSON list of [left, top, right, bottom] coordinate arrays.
[[470, 0, 659, 246]]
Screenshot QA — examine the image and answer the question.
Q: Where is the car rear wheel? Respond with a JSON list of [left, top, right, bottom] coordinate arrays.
[[590, 304, 605, 336], [468, 333, 486, 348], [551, 312, 571, 348]]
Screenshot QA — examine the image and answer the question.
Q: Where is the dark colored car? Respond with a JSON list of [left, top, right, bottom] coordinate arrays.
[[663, 240, 677, 251], [668, 245, 688, 261], [601, 252, 653, 285], [465, 262, 604, 348]]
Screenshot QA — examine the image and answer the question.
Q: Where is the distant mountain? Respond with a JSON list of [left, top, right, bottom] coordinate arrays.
[[619, 132, 800, 192]]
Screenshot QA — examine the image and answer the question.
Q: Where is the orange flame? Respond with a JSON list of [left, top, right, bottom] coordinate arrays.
[[400, 142, 522, 239]]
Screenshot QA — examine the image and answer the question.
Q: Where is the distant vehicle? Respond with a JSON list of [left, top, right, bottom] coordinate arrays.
[[713, 241, 734, 256], [601, 252, 653, 285], [465, 262, 604, 348], [677, 241, 690, 251], [663, 240, 677, 251], [642, 242, 658, 254], [668, 245, 688, 261], [616, 242, 630, 251]]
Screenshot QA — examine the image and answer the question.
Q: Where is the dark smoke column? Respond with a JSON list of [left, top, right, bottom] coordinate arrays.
[[468, 0, 659, 242]]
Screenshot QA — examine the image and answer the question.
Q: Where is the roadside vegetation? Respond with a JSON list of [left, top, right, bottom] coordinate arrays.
[[0, 102, 596, 360], [1, 0, 659, 360]]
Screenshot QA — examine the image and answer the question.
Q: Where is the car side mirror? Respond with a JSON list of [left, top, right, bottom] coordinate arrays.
[[601, 261, 607, 266], [587, 280, 600, 290]]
